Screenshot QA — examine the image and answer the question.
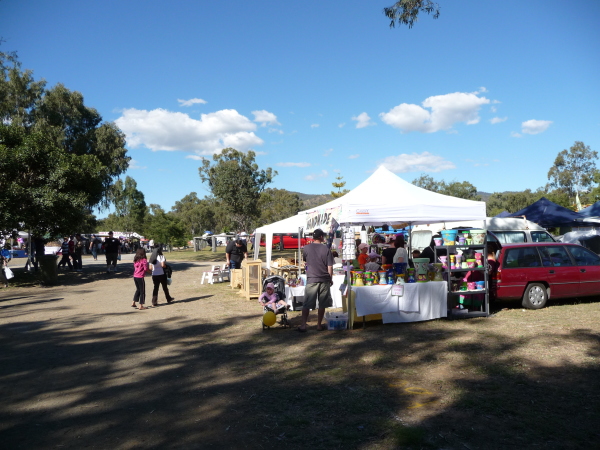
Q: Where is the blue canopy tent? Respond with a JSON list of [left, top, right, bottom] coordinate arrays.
[[578, 202, 600, 218], [508, 197, 589, 228]]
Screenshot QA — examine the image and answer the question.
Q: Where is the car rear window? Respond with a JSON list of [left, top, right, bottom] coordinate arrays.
[[538, 246, 573, 267], [567, 246, 600, 266], [503, 247, 541, 268], [493, 231, 526, 243], [531, 231, 555, 242]]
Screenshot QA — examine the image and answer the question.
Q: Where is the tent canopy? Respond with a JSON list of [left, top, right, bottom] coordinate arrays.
[[253, 213, 306, 264], [508, 197, 589, 228], [301, 165, 487, 228], [578, 201, 600, 218]]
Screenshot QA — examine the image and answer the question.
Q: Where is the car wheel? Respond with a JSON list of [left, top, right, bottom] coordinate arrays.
[[522, 283, 547, 309]]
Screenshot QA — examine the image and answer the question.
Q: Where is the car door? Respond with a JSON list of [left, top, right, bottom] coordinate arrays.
[[537, 245, 580, 298], [496, 246, 547, 299], [566, 245, 600, 296]]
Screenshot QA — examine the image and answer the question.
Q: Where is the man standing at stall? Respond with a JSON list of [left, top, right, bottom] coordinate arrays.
[[225, 238, 248, 269], [297, 228, 334, 333]]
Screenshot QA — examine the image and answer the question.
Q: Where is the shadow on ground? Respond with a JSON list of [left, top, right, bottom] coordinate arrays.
[[1, 299, 600, 449]]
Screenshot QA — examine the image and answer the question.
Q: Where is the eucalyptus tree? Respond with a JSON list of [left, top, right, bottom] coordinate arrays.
[[198, 148, 276, 232]]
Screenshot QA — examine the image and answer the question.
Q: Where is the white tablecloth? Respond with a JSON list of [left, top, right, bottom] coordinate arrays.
[[284, 274, 346, 308], [351, 282, 447, 323]]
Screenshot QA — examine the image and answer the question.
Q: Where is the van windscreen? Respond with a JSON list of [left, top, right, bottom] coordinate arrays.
[[493, 231, 526, 244]]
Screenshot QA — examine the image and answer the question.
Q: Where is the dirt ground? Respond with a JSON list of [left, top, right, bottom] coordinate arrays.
[[1, 254, 600, 449]]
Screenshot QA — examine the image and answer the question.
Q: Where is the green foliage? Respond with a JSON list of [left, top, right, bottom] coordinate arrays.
[[171, 192, 218, 237], [143, 204, 185, 246], [412, 174, 481, 200], [383, 0, 440, 29], [331, 174, 350, 198], [257, 188, 302, 227], [0, 124, 103, 236], [198, 148, 276, 231], [486, 190, 541, 216], [547, 141, 597, 202], [0, 51, 130, 234], [109, 176, 146, 233]]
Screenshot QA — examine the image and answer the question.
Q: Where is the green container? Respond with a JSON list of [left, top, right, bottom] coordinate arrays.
[[39, 255, 59, 285]]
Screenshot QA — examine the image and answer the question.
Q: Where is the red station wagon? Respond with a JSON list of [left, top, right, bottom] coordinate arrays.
[[493, 242, 600, 309]]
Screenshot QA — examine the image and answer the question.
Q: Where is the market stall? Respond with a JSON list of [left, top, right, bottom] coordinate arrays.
[[299, 165, 487, 327]]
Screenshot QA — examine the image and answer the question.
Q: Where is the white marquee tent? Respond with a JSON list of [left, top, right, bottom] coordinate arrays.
[[253, 166, 487, 267], [302, 165, 487, 229]]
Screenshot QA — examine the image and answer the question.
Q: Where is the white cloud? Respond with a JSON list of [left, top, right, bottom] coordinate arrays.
[[490, 116, 507, 124], [311, 123, 320, 128], [268, 128, 284, 134], [323, 148, 333, 157], [277, 162, 311, 168], [378, 151, 456, 173], [521, 119, 552, 135], [115, 108, 263, 155], [252, 110, 280, 126], [177, 98, 207, 107], [511, 132, 522, 138], [338, 123, 346, 128], [490, 106, 497, 113], [379, 91, 491, 133], [128, 158, 147, 169], [351, 112, 376, 129], [348, 154, 360, 159], [304, 170, 328, 181]]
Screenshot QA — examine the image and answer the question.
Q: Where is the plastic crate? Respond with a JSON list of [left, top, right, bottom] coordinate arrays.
[[325, 312, 348, 331]]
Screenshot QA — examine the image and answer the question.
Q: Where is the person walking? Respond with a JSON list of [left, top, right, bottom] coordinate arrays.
[[297, 228, 334, 332], [149, 245, 174, 306], [132, 248, 150, 310], [89, 234, 99, 261], [57, 236, 73, 271], [0, 247, 11, 288], [104, 231, 121, 274], [73, 233, 84, 272]]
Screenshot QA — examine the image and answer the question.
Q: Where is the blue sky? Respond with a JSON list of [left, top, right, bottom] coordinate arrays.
[[2, 0, 599, 217]]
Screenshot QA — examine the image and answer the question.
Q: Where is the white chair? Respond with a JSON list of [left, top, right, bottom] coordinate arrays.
[[201, 266, 223, 284], [220, 263, 231, 282]]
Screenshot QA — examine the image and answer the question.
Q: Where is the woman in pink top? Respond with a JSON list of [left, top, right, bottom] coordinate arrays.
[[132, 248, 151, 310]]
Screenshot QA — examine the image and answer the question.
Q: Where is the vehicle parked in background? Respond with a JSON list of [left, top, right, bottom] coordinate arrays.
[[492, 242, 600, 309], [412, 217, 556, 244], [260, 233, 311, 249]]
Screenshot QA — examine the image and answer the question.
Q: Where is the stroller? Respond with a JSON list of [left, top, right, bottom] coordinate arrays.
[[261, 275, 290, 329]]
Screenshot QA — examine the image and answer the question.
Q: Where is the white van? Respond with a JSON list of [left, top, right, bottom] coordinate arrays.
[[411, 217, 555, 244]]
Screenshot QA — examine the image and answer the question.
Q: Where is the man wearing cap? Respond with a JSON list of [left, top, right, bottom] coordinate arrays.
[[225, 238, 248, 269], [104, 231, 121, 274], [297, 228, 334, 332]]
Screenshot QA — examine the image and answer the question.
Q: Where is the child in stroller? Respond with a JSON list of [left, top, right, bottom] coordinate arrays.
[[258, 282, 287, 312], [260, 276, 290, 329]]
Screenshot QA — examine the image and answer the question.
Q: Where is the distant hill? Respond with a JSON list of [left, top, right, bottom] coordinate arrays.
[[478, 192, 492, 202], [291, 192, 334, 210]]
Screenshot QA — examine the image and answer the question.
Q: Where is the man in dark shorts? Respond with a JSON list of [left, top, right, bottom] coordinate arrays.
[[298, 228, 334, 332], [104, 231, 121, 274], [225, 238, 248, 269]]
